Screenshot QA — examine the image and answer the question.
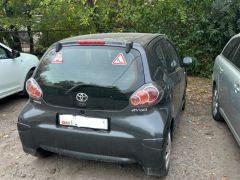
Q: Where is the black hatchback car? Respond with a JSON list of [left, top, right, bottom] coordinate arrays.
[[18, 33, 192, 177]]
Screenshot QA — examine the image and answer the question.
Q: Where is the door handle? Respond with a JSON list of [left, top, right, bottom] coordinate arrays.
[[234, 83, 240, 93], [219, 67, 223, 74]]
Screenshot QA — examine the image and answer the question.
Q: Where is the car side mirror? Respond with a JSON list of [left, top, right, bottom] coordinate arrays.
[[183, 57, 192, 66], [12, 50, 20, 58]]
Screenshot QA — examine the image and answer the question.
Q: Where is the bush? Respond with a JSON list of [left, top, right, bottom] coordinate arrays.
[[1, 0, 240, 77], [92, 0, 240, 77]]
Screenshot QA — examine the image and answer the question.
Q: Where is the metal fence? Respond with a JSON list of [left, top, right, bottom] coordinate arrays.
[[0, 29, 81, 57]]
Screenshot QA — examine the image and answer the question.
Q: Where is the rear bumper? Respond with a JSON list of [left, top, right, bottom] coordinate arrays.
[[18, 102, 171, 175]]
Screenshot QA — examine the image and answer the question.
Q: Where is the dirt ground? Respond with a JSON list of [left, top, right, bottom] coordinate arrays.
[[0, 77, 240, 180]]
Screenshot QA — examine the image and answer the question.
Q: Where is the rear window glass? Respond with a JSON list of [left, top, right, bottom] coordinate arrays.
[[35, 46, 144, 92]]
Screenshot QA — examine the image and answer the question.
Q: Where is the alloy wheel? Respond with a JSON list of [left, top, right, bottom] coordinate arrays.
[[165, 131, 171, 169], [212, 88, 219, 116]]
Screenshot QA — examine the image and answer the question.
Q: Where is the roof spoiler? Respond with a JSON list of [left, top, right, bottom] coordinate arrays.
[[125, 42, 133, 53], [55, 42, 62, 52], [55, 41, 133, 53]]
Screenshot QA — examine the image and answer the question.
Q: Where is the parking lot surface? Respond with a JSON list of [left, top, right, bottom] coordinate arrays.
[[0, 77, 240, 180]]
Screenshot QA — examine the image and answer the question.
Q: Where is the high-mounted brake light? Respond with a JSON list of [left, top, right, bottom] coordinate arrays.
[[130, 84, 161, 106], [79, 40, 106, 45], [26, 78, 42, 100]]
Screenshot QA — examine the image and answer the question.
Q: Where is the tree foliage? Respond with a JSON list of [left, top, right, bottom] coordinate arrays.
[[1, 0, 240, 77]]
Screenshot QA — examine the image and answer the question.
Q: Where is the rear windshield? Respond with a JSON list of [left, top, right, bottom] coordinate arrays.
[[35, 46, 144, 92]]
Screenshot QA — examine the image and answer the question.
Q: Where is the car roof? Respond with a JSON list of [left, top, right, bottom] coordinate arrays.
[[60, 33, 165, 46]]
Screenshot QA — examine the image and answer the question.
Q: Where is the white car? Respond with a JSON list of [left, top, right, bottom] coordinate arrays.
[[0, 43, 39, 99]]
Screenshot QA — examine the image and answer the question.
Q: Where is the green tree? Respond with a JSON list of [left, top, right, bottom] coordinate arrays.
[[1, 0, 240, 77], [209, 0, 240, 54], [0, 0, 41, 52]]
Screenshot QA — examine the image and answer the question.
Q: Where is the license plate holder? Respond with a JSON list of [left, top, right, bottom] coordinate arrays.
[[59, 114, 108, 130]]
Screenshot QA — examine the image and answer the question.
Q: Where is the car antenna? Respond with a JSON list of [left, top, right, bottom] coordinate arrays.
[[56, 42, 62, 52], [125, 42, 133, 53]]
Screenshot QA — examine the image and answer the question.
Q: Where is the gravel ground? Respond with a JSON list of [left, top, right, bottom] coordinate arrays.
[[0, 77, 240, 180]]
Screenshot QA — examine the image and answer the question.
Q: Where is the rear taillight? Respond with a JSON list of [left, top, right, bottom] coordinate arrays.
[[79, 40, 106, 45], [26, 78, 42, 100], [130, 84, 161, 106]]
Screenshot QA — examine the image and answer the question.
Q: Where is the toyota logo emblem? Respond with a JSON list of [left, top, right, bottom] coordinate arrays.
[[76, 93, 88, 102]]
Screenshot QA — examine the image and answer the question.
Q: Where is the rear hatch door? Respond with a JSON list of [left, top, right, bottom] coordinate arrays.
[[35, 45, 144, 111]]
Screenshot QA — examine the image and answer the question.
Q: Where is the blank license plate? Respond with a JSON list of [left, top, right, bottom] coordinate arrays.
[[59, 115, 108, 130]]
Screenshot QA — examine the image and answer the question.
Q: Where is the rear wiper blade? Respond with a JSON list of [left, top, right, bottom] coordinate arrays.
[[65, 83, 84, 95], [65, 83, 100, 95]]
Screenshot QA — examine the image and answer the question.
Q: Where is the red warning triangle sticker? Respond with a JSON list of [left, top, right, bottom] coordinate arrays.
[[52, 53, 63, 64], [112, 53, 127, 65]]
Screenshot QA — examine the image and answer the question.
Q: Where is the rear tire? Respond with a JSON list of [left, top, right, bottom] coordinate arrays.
[[34, 148, 53, 158], [21, 70, 34, 96], [159, 130, 171, 177], [212, 85, 223, 121], [182, 95, 186, 111]]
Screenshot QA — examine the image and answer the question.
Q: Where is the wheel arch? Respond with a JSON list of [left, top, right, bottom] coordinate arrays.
[[29, 67, 36, 72], [170, 118, 174, 140], [21, 67, 36, 90], [213, 80, 216, 88]]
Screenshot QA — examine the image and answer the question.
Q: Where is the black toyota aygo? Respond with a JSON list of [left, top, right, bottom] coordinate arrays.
[[18, 33, 192, 177]]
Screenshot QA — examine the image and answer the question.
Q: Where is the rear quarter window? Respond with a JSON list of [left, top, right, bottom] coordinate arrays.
[[161, 39, 180, 73], [222, 37, 240, 61], [232, 46, 240, 69]]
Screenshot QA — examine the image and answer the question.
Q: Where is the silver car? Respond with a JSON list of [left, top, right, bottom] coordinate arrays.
[[212, 33, 240, 145]]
